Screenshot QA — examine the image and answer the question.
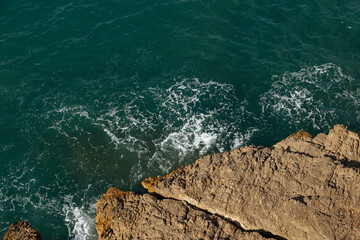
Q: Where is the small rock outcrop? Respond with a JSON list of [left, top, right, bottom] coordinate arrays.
[[3, 221, 42, 240], [96, 125, 360, 240]]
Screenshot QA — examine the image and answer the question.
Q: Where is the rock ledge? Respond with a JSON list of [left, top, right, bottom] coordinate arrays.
[[96, 125, 360, 240]]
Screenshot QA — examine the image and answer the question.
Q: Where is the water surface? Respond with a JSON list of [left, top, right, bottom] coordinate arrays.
[[1, 1, 360, 238]]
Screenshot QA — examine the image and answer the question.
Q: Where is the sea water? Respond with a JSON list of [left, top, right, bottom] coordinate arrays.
[[1, 0, 360, 239]]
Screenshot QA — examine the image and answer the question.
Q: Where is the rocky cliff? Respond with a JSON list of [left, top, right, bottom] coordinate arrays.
[[96, 125, 360, 240]]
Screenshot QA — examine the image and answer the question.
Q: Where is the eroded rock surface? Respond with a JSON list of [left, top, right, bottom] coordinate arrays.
[[3, 221, 42, 240], [96, 187, 271, 240], [96, 125, 360, 240], [142, 125, 360, 240]]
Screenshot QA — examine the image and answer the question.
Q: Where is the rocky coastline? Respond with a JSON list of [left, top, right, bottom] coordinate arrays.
[[4, 125, 360, 239]]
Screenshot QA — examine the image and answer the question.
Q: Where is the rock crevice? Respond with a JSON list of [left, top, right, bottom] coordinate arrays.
[[96, 187, 272, 240], [149, 192, 286, 240]]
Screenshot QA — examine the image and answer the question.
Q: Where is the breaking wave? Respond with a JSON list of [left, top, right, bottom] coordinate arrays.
[[63, 191, 97, 240]]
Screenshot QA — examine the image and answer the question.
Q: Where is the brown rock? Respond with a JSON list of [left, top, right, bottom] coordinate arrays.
[[95, 187, 272, 240], [142, 125, 360, 240], [3, 221, 41, 240]]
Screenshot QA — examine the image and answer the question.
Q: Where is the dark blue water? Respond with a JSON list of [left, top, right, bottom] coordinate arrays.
[[1, 1, 360, 239]]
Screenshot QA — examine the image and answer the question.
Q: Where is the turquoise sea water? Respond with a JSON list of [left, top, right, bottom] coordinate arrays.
[[1, 1, 360, 239]]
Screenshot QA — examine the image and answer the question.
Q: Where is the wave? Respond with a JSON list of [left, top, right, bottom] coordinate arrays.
[[63, 190, 97, 240], [44, 77, 255, 175], [260, 63, 358, 130], [0, 167, 97, 239]]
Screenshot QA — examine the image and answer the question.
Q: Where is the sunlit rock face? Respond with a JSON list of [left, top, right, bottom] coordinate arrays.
[[96, 125, 360, 240]]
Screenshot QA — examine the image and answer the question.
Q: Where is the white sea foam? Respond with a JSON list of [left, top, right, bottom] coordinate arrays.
[[159, 114, 217, 158], [62, 184, 97, 240], [62, 195, 96, 240], [0, 155, 98, 239], [231, 128, 259, 150], [63, 200, 96, 240], [140, 78, 256, 172], [260, 63, 357, 130], [103, 128, 121, 147]]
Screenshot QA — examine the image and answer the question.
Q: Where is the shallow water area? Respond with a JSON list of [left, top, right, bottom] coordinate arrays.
[[1, 0, 360, 239]]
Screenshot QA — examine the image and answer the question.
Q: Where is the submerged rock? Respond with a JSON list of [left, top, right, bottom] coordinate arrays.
[[97, 125, 360, 240], [3, 221, 42, 240]]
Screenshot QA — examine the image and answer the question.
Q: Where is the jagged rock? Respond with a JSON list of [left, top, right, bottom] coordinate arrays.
[[142, 125, 360, 240], [96, 187, 271, 240], [3, 221, 42, 240]]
